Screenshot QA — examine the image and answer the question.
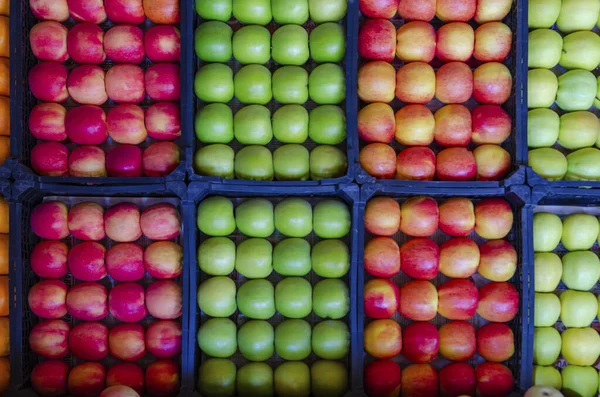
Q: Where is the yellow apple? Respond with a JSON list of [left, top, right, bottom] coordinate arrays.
[[560, 290, 598, 328], [557, 0, 600, 33], [528, 109, 559, 148], [528, 69, 558, 108], [533, 213, 563, 252], [561, 250, 600, 290], [529, 29, 563, 69], [533, 327, 561, 366], [535, 293, 560, 327], [529, 149, 568, 181], [528, 0, 561, 28], [560, 31, 600, 71], [562, 366, 598, 397], [534, 253, 562, 292], [532, 367, 562, 391], [566, 148, 600, 181], [562, 327, 600, 366]]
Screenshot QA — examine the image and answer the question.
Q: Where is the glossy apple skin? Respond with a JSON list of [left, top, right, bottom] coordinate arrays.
[[28, 280, 68, 319], [400, 238, 439, 280], [107, 104, 147, 145], [438, 197, 475, 236], [108, 282, 147, 323], [140, 202, 181, 241], [66, 282, 109, 321], [358, 61, 396, 103], [29, 103, 68, 141], [402, 364, 438, 397], [402, 322, 439, 363], [104, 202, 142, 243], [67, 362, 106, 397], [29, 62, 69, 102], [360, 143, 397, 179], [106, 362, 144, 395], [477, 322, 515, 362], [436, 0, 476, 22], [30, 240, 69, 279], [394, 104, 435, 146], [67, 242, 107, 281], [400, 280, 437, 321], [145, 25, 181, 62], [146, 102, 182, 141], [145, 63, 180, 101], [364, 319, 402, 359], [68, 321, 109, 361], [359, 19, 397, 62], [31, 201, 69, 240], [436, 22, 474, 62], [106, 243, 145, 282], [439, 362, 476, 397], [364, 197, 401, 237], [144, 241, 183, 279], [146, 280, 182, 320], [364, 278, 400, 319], [396, 147, 436, 181], [433, 104, 472, 147], [146, 320, 182, 359], [436, 148, 476, 181], [144, 359, 180, 397], [65, 105, 107, 145], [474, 144, 511, 181], [395, 62, 436, 104], [29, 319, 70, 359], [439, 321, 476, 361], [471, 105, 511, 144], [30, 21, 69, 62], [67, 65, 108, 106], [473, 62, 512, 105], [31, 360, 70, 397], [475, 362, 514, 397], [30, 0, 70, 21], [474, 198, 513, 239], [358, 103, 396, 143], [106, 145, 143, 177], [435, 62, 473, 104], [100, 386, 141, 397], [67, 0, 107, 23], [360, 0, 399, 18], [364, 359, 402, 397], [109, 323, 146, 362], [105, 64, 146, 104], [400, 196, 439, 237], [398, 0, 436, 21], [478, 240, 517, 282], [67, 23, 105, 64], [439, 238, 480, 278], [437, 279, 479, 320], [364, 237, 401, 277], [68, 146, 107, 177], [477, 282, 519, 322], [474, 0, 512, 24], [474, 22, 512, 62], [68, 202, 105, 241], [31, 142, 70, 176], [104, 25, 145, 63], [142, 141, 181, 177], [105, 0, 146, 24], [396, 21, 436, 63]]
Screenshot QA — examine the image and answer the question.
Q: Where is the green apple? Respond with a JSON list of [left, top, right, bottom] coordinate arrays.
[[196, 0, 232, 21], [272, 105, 309, 143], [310, 23, 345, 63], [308, 0, 347, 23], [309, 64, 345, 105], [237, 363, 274, 397], [533, 366, 562, 389], [198, 276, 237, 317], [197, 196, 236, 236], [312, 320, 349, 359], [234, 65, 272, 105], [235, 146, 274, 181], [275, 277, 312, 318], [195, 64, 235, 103], [310, 145, 348, 180], [234, 105, 273, 145], [232, 25, 271, 65], [528, 109, 559, 148], [313, 279, 349, 319], [274, 362, 310, 397], [237, 320, 274, 361], [562, 365, 598, 397], [560, 290, 598, 328], [197, 358, 237, 397], [528, 69, 557, 109], [561, 214, 599, 251], [557, 0, 600, 33], [272, 66, 309, 104], [232, 0, 272, 25], [273, 145, 310, 181], [557, 70, 596, 111], [272, 25, 309, 66], [562, 327, 600, 366], [275, 319, 312, 360], [311, 239, 349, 278], [195, 21, 232, 62], [560, 31, 600, 71], [313, 199, 351, 238], [195, 103, 233, 144], [560, 111, 600, 150], [311, 361, 348, 397], [198, 318, 237, 358], [534, 253, 562, 292], [528, 0, 561, 28], [533, 212, 562, 252], [596, 76, 600, 109], [236, 198, 274, 238], [528, 29, 562, 69], [237, 279, 275, 320], [195, 144, 235, 178], [566, 148, 600, 181], [529, 148, 568, 181], [274, 198, 312, 237], [533, 327, 561, 365], [198, 237, 236, 275], [273, 238, 311, 276], [235, 238, 273, 278], [534, 293, 560, 327], [309, 105, 346, 145], [272, 0, 309, 24], [561, 250, 600, 290]]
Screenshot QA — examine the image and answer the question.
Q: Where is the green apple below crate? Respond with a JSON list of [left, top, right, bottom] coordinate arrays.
[[234, 65, 272, 105], [195, 103, 234, 144], [197, 196, 236, 237], [198, 276, 237, 317], [274, 198, 312, 238], [198, 237, 236, 276], [235, 238, 273, 278], [272, 105, 309, 143], [238, 320, 275, 361], [237, 279, 276, 320], [309, 105, 346, 145], [313, 279, 349, 319], [310, 145, 348, 180], [274, 145, 310, 181], [275, 277, 312, 318], [310, 22, 346, 63], [232, 0, 272, 25], [272, 25, 309, 66], [272, 66, 309, 104], [194, 144, 235, 179], [235, 146, 274, 181], [197, 358, 236, 397], [275, 362, 311, 397], [313, 199, 351, 238], [233, 25, 271, 65], [195, 21, 233, 63], [236, 198, 274, 238], [233, 105, 273, 145], [195, 63, 234, 103], [273, 238, 312, 276], [272, 0, 309, 24], [275, 319, 312, 360], [197, 318, 237, 358]]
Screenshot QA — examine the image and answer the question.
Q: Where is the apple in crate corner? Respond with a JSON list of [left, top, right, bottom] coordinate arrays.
[[396, 62, 436, 104], [109, 282, 147, 322], [439, 238, 480, 278], [475, 362, 514, 397], [140, 203, 180, 241], [358, 61, 396, 103], [474, 63, 513, 105], [109, 323, 146, 361], [474, 22, 512, 62], [436, 22, 474, 62], [472, 105, 512, 144], [31, 240, 68, 279], [31, 201, 69, 239], [435, 62, 473, 104], [475, 198, 514, 239], [65, 105, 108, 145], [106, 363, 144, 395], [358, 103, 395, 143], [107, 104, 147, 145], [67, 65, 108, 106], [145, 360, 180, 397], [29, 103, 67, 141], [69, 322, 109, 361], [68, 362, 106, 397], [396, 147, 436, 181], [29, 62, 69, 102], [402, 364, 438, 397], [31, 360, 70, 397], [30, 21, 69, 62], [400, 238, 439, 280], [400, 196, 439, 237], [146, 102, 181, 141], [67, 242, 107, 281], [364, 278, 399, 319], [364, 319, 402, 359], [439, 321, 476, 361], [364, 360, 401, 397], [106, 64, 146, 104], [400, 280, 438, 321], [105, 0, 145, 24], [66, 282, 108, 321], [146, 320, 182, 359], [67, 0, 107, 23], [30, 0, 70, 21], [146, 25, 181, 62], [146, 63, 180, 101], [436, 147, 476, 181], [68, 202, 105, 241], [67, 23, 106, 64], [364, 197, 400, 236], [106, 145, 143, 177], [396, 21, 436, 63], [437, 279, 479, 320], [402, 322, 439, 363], [360, 143, 396, 179], [358, 19, 396, 62], [29, 319, 70, 359], [477, 282, 519, 322], [106, 243, 145, 282], [143, 141, 180, 177], [104, 202, 142, 242], [474, 144, 511, 181], [439, 197, 475, 236], [100, 386, 140, 397], [146, 280, 182, 320], [104, 25, 145, 64], [439, 363, 476, 397], [436, 0, 476, 22]]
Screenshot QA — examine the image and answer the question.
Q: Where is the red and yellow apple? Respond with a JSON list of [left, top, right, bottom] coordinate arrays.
[[402, 322, 439, 363], [364, 197, 401, 237], [433, 104, 472, 147], [439, 363, 476, 397], [144, 360, 180, 397], [140, 203, 181, 241], [108, 282, 147, 322], [67, 362, 106, 397], [29, 62, 69, 102], [142, 141, 181, 177], [436, 147, 476, 181], [28, 279, 68, 319], [359, 103, 396, 143], [144, 241, 183, 279], [436, 22, 474, 62], [106, 243, 145, 282], [396, 147, 436, 181], [439, 238, 480, 278], [105, 0, 145, 24], [107, 104, 147, 145], [360, 0, 399, 19], [30, 0, 70, 21], [30, 21, 68, 62], [477, 282, 519, 322], [473, 63, 512, 105], [396, 62, 436, 104], [396, 21, 436, 63], [437, 279, 479, 320], [109, 323, 146, 361], [146, 280, 182, 320], [145, 25, 181, 62], [364, 278, 400, 319], [400, 280, 437, 321], [67, 0, 107, 23], [105, 202, 142, 242], [67, 23, 105, 64], [30, 241, 68, 279], [68, 202, 105, 241], [398, 0, 436, 21], [104, 24, 145, 63], [471, 105, 511, 144], [478, 239, 517, 282], [359, 19, 397, 62], [31, 360, 70, 397], [435, 62, 473, 104], [68, 146, 107, 177], [68, 242, 107, 281], [360, 143, 397, 179], [358, 61, 396, 103], [477, 322, 514, 362], [146, 320, 182, 359], [66, 282, 108, 321], [69, 321, 109, 361], [402, 364, 438, 397], [106, 145, 143, 177], [67, 65, 108, 105], [145, 63, 180, 101], [439, 321, 476, 361], [106, 363, 144, 395], [438, 197, 475, 236], [31, 201, 69, 239], [105, 64, 145, 104], [436, 0, 476, 21], [29, 319, 70, 359], [400, 238, 439, 280], [474, 198, 513, 239], [364, 359, 402, 397], [474, 144, 511, 181], [31, 142, 70, 176], [400, 196, 439, 237], [146, 102, 182, 141], [474, 22, 512, 62], [29, 103, 67, 142], [475, 362, 514, 397], [394, 104, 434, 146], [364, 319, 402, 359]]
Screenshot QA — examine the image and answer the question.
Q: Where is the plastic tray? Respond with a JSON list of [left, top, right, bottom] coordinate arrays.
[[354, 183, 533, 395], [8, 181, 194, 396], [8, 0, 191, 185], [185, 0, 358, 186], [354, 0, 528, 188], [183, 182, 359, 396]]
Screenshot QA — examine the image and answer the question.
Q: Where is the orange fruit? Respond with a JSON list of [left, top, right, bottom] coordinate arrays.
[[0, 234, 6, 275], [0, 58, 8, 97], [0, 137, 7, 166], [0, 317, 7, 357], [0, 197, 6, 233], [0, 357, 8, 395], [0, 276, 7, 316], [0, 97, 8, 137], [0, 17, 8, 59], [0, 0, 8, 16], [143, 0, 180, 24]]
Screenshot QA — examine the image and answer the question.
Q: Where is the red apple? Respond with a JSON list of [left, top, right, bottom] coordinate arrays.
[[436, 147, 476, 181], [31, 142, 70, 176], [105, 0, 145, 24], [364, 359, 402, 397], [364, 197, 401, 237], [145, 360, 180, 397], [143, 141, 181, 177], [398, 0, 436, 21], [402, 322, 439, 363], [106, 145, 143, 177], [107, 104, 147, 145], [360, 0, 399, 18], [364, 319, 402, 359], [394, 104, 434, 146], [29, 62, 69, 102], [439, 363, 476, 397], [145, 63, 180, 101], [364, 278, 400, 319], [109, 323, 146, 361], [435, 62, 473, 104], [106, 243, 145, 282], [31, 361, 69, 397], [433, 104, 472, 147], [69, 321, 109, 361], [68, 242, 107, 281], [436, 0, 476, 21], [474, 198, 513, 239], [359, 19, 397, 62], [65, 105, 108, 145], [146, 280, 182, 320], [437, 279, 478, 320], [146, 320, 182, 359], [473, 63, 512, 105], [30, 21, 69, 62], [400, 196, 439, 237], [475, 363, 514, 397], [477, 322, 514, 362], [475, 0, 512, 24], [69, 146, 107, 177], [140, 203, 180, 241], [358, 61, 396, 103], [29, 319, 70, 359], [109, 282, 147, 322], [400, 238, 439, 280], [31, 201, 69, 239], [29, 278, 69, 319], [67, 23, 105, 64], [29, 103, 67, 141], [66, 282, 108, 321], [143, 0, 180, 24], [474, 144, 511, 181], [472, 105, 511, 144], [67, 65, 108, 105], [68, 362, 106, 397], [67, 0, 106, 23], [360, 143, 397, 179], [396, 21, 436, 63], [364, 237, 401, 277], [436, 22, 474, 62], [400, 280, 437, 321], [401, 364, 438, 397], [145, 25, 181, 62], [31, 241, 68, 279], [438, 197, 475, 236], [144, 241, 183, 279], [106, 363, 144, 395], [100, 386, 141, 397], [478, 240, 517, 282], [146, 102, 182, 141], [105, 64, 146, 104], [439, 238, 479, 278], [396, 147, 436, 181], [358, 103, 396, 143], [104, 25, 145, 63], [68, 201, 105, 241], [477, 282, 519, 322], [396, 62, 436, 104], [105, 202, 142, 242], [30, 0, 69, 21], [439, 321, 476, 361], [474, 22, 512, 62]]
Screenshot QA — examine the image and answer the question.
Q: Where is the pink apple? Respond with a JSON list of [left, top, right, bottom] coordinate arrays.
[[29, 103, 67, 141], [145, 360, 180, 397], [66, 282, 109, 321], [146, 280, 182, 320], [140, 203, 181, 241], [143, 141, 181, 177], [65, 105, 107, 145], [436, 62, 473, 104], [30, 0, 70, 21], [30, 21, 69, 62], [360, 0, 399, 18], [400, 196, 439, 237], [400, 280, 438, 321], [31, 142, 70, 176], [68, 145, 107, 177], [145, 63, 180, 101], [105, 0, 145, 24], [359, 19, 396, 62], [396, 21, 436, 63], [28, 280, 68, 319], [439, 238, 480, 278], [146, 320, 182, 359], [143, 246, 184, 281], [67, 65, 108, 105], [68, 241, 107, 281], [439, 363, 476, 397], [29, 62, 69, 102], [68, 362, 106, 397], [31, 240, 69, 279], [475, 363, 514, 397], [471, 105, 511, 144], [436, 0, 476, 21], [67, 23, 105, 64], [107, 104, 148, 145], [437, 279, 478, 320], [31, 360, 70, 397], [438, 197, 475, 236], [398, 0, 436, 21], [67, 0, 107, 23], [363, 278, 400, 319], [145, 25, 181, 62], [396, 147, 436, 181], [474, 22, 512, 62], [109, 282, 147, 322], [436, 22, 474, 62], [69, 321, 109, 361], [105, 202, 142, 242], [433, 104, 472, 147], [146, 102, 182, 141], [360, 143, 397, 179], [476, 282, 519, 322], [106, 243, 145, 282], [473, 62, 512, 105], [476, 322, 514, 362], [364, 237, 401, 277], [364, 197, 401, 237], [402, 322, 439, 363], [109, 323, 146, 361], [106, 145, 143, 177], [106, 363, 144, 395], [400, 238, 439, 280], [68, 201, 105, 241], [104, 25, 145, 63], [29, 319, 70, 359], [105, 64, 146, 104], [436, 147, 476, 181], [31, 201, 69, 239]]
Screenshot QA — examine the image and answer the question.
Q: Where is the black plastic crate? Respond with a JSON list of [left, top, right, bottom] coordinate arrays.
[[354, 0, 528, 188], [8, 180, 194, 396], [355, 183, 532, 395], [9, 0, 192, 185], [186, 1, 358, 186], [184, 182, 359, 396]]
